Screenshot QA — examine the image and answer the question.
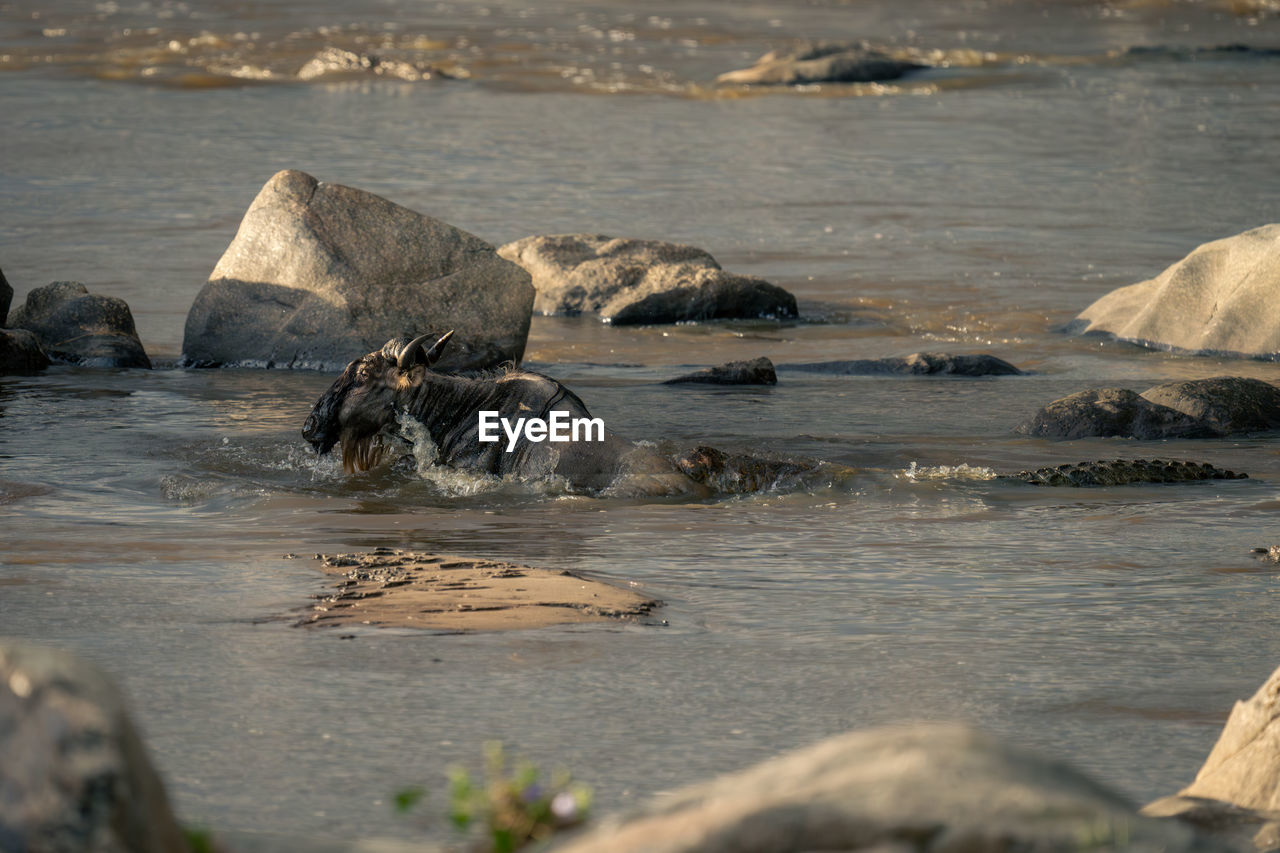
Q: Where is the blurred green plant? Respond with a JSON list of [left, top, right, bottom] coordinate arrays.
[[394, 741, 591, 853]]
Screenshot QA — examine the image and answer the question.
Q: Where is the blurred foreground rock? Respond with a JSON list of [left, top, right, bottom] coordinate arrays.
[[9, 281, 150, 368], [0, 266, 12, 324], [182, 170, 533, 371], [552, 722, 1229, 853], [0, 642, 188, 853], [1073, 225, 1280, 359], [498, 234, 797, 325]]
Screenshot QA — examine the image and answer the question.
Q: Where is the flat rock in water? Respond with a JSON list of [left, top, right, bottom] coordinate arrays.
[[9, 281, 150, 368], [182, 169, 534, 371], [0, 265, 11, 324], [297, 550, 660, 632], [783, 352, 1022, 376], [0, 328, 50, 374], [717, 41, 928, 85], [1072, 224, 1280, 359], [552, 722, 1226, 853], [497, 234, 797, 325], [664, 357, 777, 385], [0, 643, 188, 853], [1140, 377, 1280, 434]]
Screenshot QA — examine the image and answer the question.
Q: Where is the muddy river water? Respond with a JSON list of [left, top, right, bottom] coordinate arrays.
[[3, 0, 1280, 842]]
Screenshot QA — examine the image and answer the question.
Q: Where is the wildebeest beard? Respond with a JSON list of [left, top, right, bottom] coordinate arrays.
[[302, 333, 594, 477]]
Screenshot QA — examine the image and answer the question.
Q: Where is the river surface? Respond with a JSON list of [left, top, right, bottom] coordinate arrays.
[[3, 0, 1280, 844]]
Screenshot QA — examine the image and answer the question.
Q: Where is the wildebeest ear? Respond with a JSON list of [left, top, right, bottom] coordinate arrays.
[[423, 330, 455, 367]]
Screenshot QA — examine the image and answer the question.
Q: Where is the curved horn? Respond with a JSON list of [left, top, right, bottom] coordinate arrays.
[[396, 333, 436, 370], [423, 330, 455, 367]]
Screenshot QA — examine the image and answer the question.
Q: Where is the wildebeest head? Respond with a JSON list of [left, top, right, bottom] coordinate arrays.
[[302, 331, 454, 472]]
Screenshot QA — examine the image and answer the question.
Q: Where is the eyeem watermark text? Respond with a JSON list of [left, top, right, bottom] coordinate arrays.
[[478, 410, 605, 452]]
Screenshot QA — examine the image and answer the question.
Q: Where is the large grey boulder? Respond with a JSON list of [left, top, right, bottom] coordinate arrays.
[[9, 281, 151, 368], [717, 41, 928, 86], [0, 328, 51, 374], [182, 170, 534, 371], [1073, 225, 1280, 359], [497, 234, 797, 325], [1016, 378, 1280, 439], [0, 643, 189, 853], [784, 352, 1022, 376], [0, 266, 12, 324], [551, 723, 1227, 853]]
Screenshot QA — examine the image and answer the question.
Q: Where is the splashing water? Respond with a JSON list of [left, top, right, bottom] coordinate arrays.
[[898, 461, 998, 482]]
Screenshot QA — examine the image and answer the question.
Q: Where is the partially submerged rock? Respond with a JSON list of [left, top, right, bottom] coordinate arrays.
[[664, 357, 777, 386], [1012, 458, 1246, 487], [1015, 378, 1280, 439], [0, 643, 188, 853], [497, 234, 797, 325], [297, 550, 660, 632], [717, 41, 928, 86], [784, 352, 1022, 376], [0, 328, 50, 374], [182, 169, 534, 371], [8, 281, 151, 368], [1073, 225, 1280, 359], [1141, 377, 1280, 435], [0, 265, 12, 324], [553, 722, 1222, 853]]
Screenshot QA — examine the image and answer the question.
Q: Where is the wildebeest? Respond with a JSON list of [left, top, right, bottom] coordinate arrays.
[[302, 332, 700, 494]]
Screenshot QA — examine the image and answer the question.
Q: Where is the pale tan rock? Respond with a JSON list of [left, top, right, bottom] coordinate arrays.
[[498, 234, 796, 325], [1075, 225, 1280, 358], [1177, 665, 1280, 812], [182, 170, 534, 371]]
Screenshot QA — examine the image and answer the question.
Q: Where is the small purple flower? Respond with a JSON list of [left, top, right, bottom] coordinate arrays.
[[520, 783, 544, 804]]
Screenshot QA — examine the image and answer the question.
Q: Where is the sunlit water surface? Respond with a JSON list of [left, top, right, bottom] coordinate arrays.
[[3, 0, 1280, 842]]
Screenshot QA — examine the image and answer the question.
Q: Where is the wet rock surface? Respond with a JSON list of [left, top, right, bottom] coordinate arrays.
[[783, 352, 1022, 376], [298, 549, 661, 632], [0, 266, 11, 324], [1016, 378, 1280, 439], [717, 41, 929, 86], [1011, 458, 1246, 487], [182, 169, 534, 371], [664, 357, 777, 385], [497, 234, 797, 325], [1073, 224, 1280, 359], [8, 281, 150, 368], [0, 328, 50, 374], [0, 643, 188, 853]]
